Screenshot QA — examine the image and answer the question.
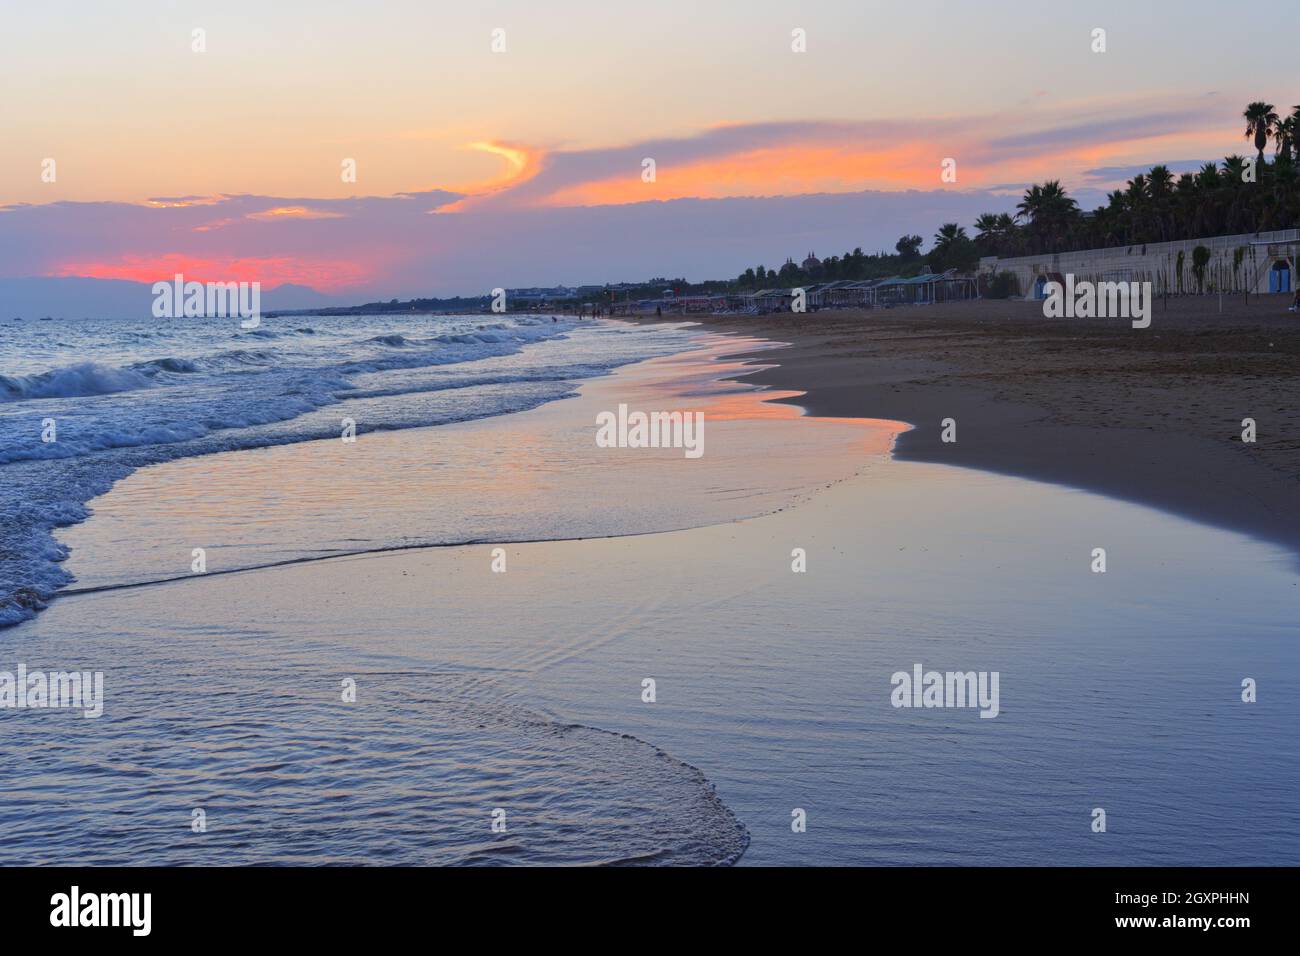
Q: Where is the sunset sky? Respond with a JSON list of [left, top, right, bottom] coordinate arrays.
[[2, 0, 1295, 299]]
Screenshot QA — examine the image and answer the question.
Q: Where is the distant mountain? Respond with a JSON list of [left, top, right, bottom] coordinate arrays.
[[0, 276, 361, 319], [260, 283, 359, 312]]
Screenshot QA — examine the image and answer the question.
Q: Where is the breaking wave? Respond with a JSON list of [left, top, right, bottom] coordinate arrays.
[[0, 362, 153, 402], [0, 313, 692, 626]]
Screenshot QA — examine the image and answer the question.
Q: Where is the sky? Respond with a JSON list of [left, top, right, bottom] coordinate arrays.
[[1, 0, 1295, 300]]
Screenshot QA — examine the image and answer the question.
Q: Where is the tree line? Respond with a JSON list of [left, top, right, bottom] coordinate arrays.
[[730, 100, 1300, 289]]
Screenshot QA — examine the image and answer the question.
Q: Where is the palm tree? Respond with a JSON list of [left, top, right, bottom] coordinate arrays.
[[973, 213, 1001, 240], [1274, 115, 1296, 162], [974, 213, 1021, 256], [1244, 101, 1279, 169], [878, 101, 1300, 265], [1267, 149, 1297, 230], [1222, 154, 1248, 180], [1123, 174, 1149, 241], [1174, 173, 1201, 235], [1144, 166, 1176, 241], [1100, 190, 1129, 244], [1220, 155, 1250, 231], [993, 213, 1018, 253], [1017, 180, 1078, 222], [928, 223, 977, 273], [973, 213, 1002, 257], [1016, 181, 1080, 253], [1147, 165, 1174, 198], [1015, 184, 1043, 224], [932, 222, 968, 253]]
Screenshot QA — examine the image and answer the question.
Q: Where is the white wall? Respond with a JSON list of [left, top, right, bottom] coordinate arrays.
[[980, 229, 1300, 298]]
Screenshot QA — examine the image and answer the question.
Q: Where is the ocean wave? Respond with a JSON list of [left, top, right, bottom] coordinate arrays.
[[217, 346, 277, 362], [342, 365, 612, 400], [134, 356, 200, 374], [365, 333, 410, 347], [0, 651, 749, 864], [0, 362, 153, 402], [0, 316, 691, 629], [0, 315, 691, 628]]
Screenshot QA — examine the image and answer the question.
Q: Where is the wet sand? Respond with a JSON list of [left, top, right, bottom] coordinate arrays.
[[636, 297, 1300, 564], [18, 369, 1298, 865], [8, 322, 1299, 866]]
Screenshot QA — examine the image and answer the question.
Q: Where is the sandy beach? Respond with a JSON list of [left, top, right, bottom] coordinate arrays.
[[629, 297, 1300, 565], [5, 321, 1297, 866]]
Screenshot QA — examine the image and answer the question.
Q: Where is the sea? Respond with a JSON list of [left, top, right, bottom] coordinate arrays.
[[0, 312, 691, 626]]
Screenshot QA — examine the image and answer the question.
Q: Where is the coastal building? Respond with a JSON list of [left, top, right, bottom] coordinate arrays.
[[637, 292, 749, 314], [813, 279, 871, 307], [873, 270, 978, 306], [979, 228, 1300, 299], [749, 288, 793, 311], [505, 286, 577, 304], [844, 278, 891, 306], [631, 270, 981, 317], [726, 273, 979, 314]]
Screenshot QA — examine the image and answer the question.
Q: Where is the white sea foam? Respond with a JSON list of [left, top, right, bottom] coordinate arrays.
[[0, 313, 694, 626], [0, 362, 153, 402]]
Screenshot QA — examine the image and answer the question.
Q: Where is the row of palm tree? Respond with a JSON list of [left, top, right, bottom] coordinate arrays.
[[729, 100, 1300, 286], [1244, 101, 1300, 166], [975, 100, 1300, 258]]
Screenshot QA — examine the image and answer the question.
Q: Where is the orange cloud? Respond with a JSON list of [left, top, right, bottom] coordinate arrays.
[[437, 141, 539, 212], [143, 196, 225, 209], [51, 253, 371, 290], [464, 108, 1232, 208], [466, 141, 530, 182], [541, 143, 942, 206], [535, 128, 1235, 207], [245, 206, 346, 222]]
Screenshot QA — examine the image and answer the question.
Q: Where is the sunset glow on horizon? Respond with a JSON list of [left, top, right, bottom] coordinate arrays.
[[51, 253, 375, 291], [4, 0, 1298, 297]]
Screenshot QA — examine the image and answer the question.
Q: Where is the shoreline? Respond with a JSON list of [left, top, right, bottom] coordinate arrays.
[[631, 298, 1300, 566], [10, 323, 1299, 866], [7, 336, 890, 866], [50, 333, 884, 598]]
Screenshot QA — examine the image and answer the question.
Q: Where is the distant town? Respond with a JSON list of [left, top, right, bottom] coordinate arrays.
[[267, 239, 973, 318]]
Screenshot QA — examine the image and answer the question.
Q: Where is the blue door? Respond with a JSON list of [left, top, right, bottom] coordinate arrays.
[[1269, 261, 1291, 293]]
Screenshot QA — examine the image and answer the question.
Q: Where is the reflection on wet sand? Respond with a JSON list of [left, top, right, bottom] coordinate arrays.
[[59, 336, 902, 593]]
